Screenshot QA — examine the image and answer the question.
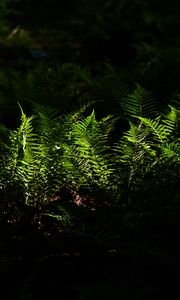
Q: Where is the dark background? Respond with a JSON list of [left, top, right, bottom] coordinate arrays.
[[0, 0, 180, 126]]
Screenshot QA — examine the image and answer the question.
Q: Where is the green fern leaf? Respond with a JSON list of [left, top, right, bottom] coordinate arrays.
[[136, 116, 170, 142], [122, 84, 159, 118], [161, 142, 180, 161], [166, 105, 180, 135]]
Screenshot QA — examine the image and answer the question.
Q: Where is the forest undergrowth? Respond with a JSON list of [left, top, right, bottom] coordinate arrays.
[[1, 0, 180, 298]]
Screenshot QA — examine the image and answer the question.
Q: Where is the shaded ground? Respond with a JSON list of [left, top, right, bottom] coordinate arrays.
[[1, 210, 180, 300]]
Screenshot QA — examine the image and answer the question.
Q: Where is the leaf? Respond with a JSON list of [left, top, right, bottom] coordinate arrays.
[[136, 116, 170, 142], [122, 83, 159, 118]]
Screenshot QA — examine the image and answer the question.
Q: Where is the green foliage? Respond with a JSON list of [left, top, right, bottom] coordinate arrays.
[[122, 83, 160, 118], [112, 105, 180, 209], [0, 80, 180, 225], [0, 63, 95, 128], [71, 110, 112, 188], [0, 103, 115, 223]]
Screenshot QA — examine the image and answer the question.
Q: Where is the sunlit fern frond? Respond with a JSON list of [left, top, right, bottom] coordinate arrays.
[[160, 141, 180, 162], [135, 116, 170, 143], [72, 110, 109, 158], [122, 83, 159, 118], [12, 107, 40, 172], [18, 107, 38, 152], [71, 110, 112, 188], [113, 121, 156, 165], [5, 105, 38, 177], [163, 105, 180, 137], [162, 106, 178, 135], [123, 121, 139, 143]]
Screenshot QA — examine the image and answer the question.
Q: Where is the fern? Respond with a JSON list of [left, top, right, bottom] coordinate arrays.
[[1, 99, 179, 217], [160, 142, 180, 162], [112, 105, 180, 208], [122, 83, 159, 118], [33, 106, 77, 194], [163, 105, 180, 136], [136, 116, 170, 143], [71, 110, 112, 189]]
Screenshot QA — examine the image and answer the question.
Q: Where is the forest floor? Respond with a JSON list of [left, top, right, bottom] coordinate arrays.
[[1, 212, 180, 300]]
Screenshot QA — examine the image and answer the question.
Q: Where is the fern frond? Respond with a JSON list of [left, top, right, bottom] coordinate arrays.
[[123, 121, 139, 143], [136, 116, 170, 142], [163, 105, 177, 130], [160, 141, 180, 162], [71, 110, 112, 188], [162, 105, 180, 136], [122, 84, 159, 118]]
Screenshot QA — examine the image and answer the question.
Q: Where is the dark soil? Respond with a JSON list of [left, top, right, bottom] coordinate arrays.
[[1, 214, 180, 300]]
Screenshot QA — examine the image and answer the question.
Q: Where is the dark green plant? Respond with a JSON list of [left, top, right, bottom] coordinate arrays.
[[0, 63, 95, 128], [0, 102, 115, 223], [112, 105, 180, 210], [0, 83, 180, 225]]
